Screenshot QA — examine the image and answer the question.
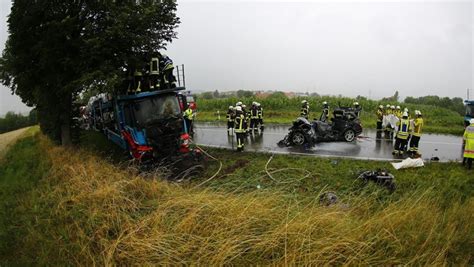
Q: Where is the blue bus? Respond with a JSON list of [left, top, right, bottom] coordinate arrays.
[[465, 100, 474, 127]]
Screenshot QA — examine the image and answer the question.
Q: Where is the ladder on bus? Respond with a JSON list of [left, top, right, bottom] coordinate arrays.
[[175, 64, 186, 88]]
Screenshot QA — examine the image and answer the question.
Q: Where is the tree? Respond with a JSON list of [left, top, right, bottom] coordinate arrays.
[[0, 0, 180, 145]]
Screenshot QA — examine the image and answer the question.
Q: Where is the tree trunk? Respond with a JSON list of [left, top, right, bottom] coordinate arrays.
[[61, 120, 72, 146], [60, 94, 73, 146]]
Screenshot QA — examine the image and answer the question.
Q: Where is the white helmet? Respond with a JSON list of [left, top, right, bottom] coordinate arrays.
[[470, 118, 474, 124], [236, 101, 242, 106], [252, 101, 257, 105], [379, 105, 383, 109], [323, 101, 328, 105], [229, 105, 233, 109], [353, 102, 359, 106], [302, 100, 308, 104], [390, 105, 395, 109], [256, 102, 261, 107], [386, 104, 390, 108], [417, 110, 422, 116], [235, 106, 242, 112], [396, 106, 401, 110], [402, 112, 408, 118], [242, 104, 246, 108]]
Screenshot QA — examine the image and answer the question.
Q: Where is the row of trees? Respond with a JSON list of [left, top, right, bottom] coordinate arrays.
[[0, 110, 37, 134], [0, 0, 180, 145], [404, 96, 465, 115]]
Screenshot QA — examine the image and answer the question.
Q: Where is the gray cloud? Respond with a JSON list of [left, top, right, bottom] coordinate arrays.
[[1, 1, 473, 115]]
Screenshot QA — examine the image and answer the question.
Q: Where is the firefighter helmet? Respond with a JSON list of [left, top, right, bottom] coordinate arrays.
[[402, 112, 408, 118], [235, 106, 242, 112]]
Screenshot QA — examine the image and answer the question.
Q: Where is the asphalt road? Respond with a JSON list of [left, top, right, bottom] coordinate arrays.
[[193, 123, 463, 162]]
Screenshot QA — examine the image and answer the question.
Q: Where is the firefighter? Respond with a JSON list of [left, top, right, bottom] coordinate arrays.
[[409, 110, 423, 157], [158, 52, 176, 89], [128, 70, 143, 94], [226, 106, 235, 134], [353, 102, 361, 117], [241, 104, 249, 133], [149, 56, 160, 90], [249, 102, 259, 131], [376, 105, 384, 131], [395, 106, 402, 118], [462, 118, 474, 169], [234, 106, 246, 151], [257, 102, 264, 130], [300, 100, 309, 119], [320, 101, 329, 122], [393, 112, 410, 155], [183, 104, 194, 134]]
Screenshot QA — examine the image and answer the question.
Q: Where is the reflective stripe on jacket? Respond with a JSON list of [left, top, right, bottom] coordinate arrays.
[[234, 114, 245, 133]]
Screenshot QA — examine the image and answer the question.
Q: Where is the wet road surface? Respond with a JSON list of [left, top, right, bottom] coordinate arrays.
[[193, 123, 463, 162]]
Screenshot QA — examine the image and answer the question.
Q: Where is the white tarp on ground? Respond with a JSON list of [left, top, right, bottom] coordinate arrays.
[[391, 157, 424, 170], [382, 114, 399, 130]]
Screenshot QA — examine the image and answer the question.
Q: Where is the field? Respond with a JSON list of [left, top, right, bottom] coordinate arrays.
[[195, 96, 464, 135], [0, 128, 473, 265]]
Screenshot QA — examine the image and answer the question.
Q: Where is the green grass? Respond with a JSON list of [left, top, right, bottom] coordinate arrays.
[[196, 96, 465, 135], [0, 130, 51, 265], [195, 148, 473, 207], [0, 131, 472, 265]]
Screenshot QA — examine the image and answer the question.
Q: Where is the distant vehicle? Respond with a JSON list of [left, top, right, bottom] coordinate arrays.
[[278, 107, 363, 147], [465, 100, 474, 127]]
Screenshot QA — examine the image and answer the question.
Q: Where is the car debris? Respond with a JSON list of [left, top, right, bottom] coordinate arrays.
[[357, 170, 396, 193], [319, 191, 339, 206]]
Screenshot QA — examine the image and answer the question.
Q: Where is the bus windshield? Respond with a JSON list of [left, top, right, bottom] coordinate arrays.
[[133, 94, 181, 125], [466, 104, 474, 117]]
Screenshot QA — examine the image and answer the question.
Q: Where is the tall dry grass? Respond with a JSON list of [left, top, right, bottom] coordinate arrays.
[[19, 134, 474, 265]]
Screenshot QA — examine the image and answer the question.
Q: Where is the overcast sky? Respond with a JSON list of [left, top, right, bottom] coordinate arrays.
[[1, 0, 473, 115]]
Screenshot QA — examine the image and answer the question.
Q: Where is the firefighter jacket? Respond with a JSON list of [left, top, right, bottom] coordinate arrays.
[[160, 54, 174, 71], [412, 117, 423, 137], [257, 107, 263, 119], [250, 107, 259, 119], [396, 118, 410, 139], [463, 125, 474, 158], [234, 112, 246, 133], [226, 110, 235, 122], [184, 108, 193, 119], [376, 109, 383, 122], [395, 110, 402, 118]]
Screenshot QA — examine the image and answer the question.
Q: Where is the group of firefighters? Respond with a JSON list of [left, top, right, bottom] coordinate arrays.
[[226, 102, 264, 151], [126, 52, 177, 94], [375, 104, 424, 157], [299, 100, 361, 122]]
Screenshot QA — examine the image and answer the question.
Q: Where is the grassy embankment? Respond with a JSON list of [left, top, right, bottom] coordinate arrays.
[[195, 96, 464, 135], [0, 129, 473, 265]]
